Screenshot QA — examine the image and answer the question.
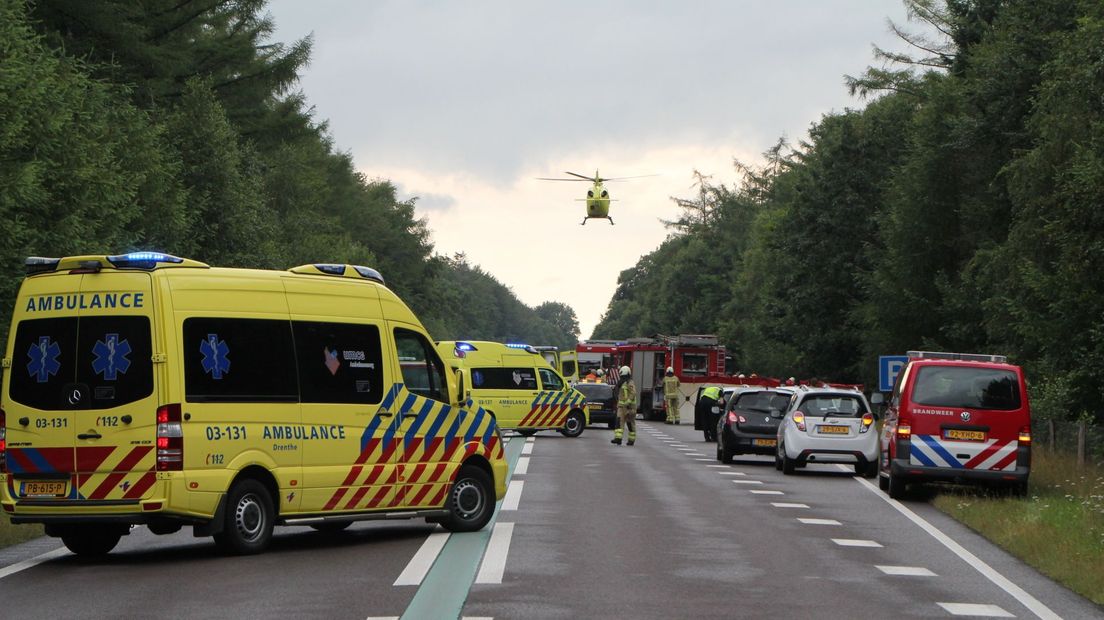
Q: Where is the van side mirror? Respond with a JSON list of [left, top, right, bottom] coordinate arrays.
[[454, 368, 470, 406]]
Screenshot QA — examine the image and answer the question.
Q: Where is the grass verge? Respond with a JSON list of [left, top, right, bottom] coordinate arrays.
[[0, 519, 44, 548], [931, 450, 1104, 606]]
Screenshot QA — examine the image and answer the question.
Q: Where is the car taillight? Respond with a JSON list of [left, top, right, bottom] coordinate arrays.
[[0, 406, 6, 473], [156, 404, 183, 471], [897, 424, 911, 438], [793, 411, 806, 432], [1018, 425, 1031, 445], [727, 411, 738, 424], [859, 413, 875, 433]]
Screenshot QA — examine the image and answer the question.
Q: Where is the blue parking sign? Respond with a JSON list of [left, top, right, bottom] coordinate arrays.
[[878, 355, 910, 392]]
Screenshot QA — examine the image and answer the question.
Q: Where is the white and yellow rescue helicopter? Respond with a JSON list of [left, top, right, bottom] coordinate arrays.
[[537, 170, 656, 225]]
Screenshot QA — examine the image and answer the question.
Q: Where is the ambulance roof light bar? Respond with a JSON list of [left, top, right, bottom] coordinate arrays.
[[907, 350, 1007, 364], [290, 264, 385, 285]]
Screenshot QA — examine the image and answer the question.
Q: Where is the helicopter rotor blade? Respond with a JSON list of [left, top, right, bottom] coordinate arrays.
[[600, 174, 661, 182], [563, 171, 598, 181], [535, 177, 590, 181]]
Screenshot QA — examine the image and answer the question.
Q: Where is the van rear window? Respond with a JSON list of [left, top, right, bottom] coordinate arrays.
[[9, 316, 153, 410], [912, 366, 1021, 411], [183, 318, 298, 403]]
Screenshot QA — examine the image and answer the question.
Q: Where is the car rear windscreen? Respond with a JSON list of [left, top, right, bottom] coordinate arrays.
[[912, 366, 1021, 410], [799, 395, 866, 417], [734, 391, 790, 413], [574, 383, 613, 400]]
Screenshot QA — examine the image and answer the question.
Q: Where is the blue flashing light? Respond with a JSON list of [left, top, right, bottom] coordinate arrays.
[[107, 252, 183, 270], [313, 263, 347, 276], [506, 343, 538, 354], [455, 342, 477, 352]]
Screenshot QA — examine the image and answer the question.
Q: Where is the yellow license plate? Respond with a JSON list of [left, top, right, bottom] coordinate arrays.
[[587, 403, 600, 409], [753, 438, 777, 447], [818, 425, 850, 434], [21, 481, 67, 497], [945, 429, 987, 441]]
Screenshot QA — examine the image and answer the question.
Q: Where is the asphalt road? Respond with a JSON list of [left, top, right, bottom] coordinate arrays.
[[1, 420, 1100, 619]]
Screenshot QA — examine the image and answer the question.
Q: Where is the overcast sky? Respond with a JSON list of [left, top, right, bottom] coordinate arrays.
[[267, 0, 920, 339]]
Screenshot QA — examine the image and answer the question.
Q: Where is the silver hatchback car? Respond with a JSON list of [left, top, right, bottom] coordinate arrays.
[[775, 387, 878, 477]]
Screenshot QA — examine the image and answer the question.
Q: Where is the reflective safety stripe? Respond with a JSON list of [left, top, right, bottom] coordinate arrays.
[[910, 435, 1017, 471]]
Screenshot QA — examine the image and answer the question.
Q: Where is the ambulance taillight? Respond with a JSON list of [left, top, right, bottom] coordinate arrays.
[[156, 404, 183, 471], [0, 406, 6, 473]]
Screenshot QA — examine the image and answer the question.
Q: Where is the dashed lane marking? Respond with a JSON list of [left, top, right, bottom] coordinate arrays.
[[937, 603, 1014, 617], [832, 539, 883, 548], [514, 456, 530, 475], [731, 480, 764, 485], [771, 502, 808, 508], [525, 437, 535, 443], [876, 565, 936, 577], [706, 465, 729, 468], [749, 490, 784, 495], [694, 458, 714, 461], [797, 518, 841, 525], [394, 531, 451, 586], [716, 471, 747, 476], [502, 480, 524, 511], [521, 443, 534, 455], [0, 547, 69, 580], [475, 522, 515, 584]]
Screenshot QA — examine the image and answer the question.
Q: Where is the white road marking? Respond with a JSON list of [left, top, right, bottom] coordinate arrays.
[[525, 437, 535, 443], [475, 522, 515, 584], [694, 458, 714, 461], [749, 490, 784, 495], [393, 531, 450, 586], [797, 518, 841, 525], [832, 539, 882, 547], [852, 475, 1060, 620], [731, 480, 764, 485], [771, 502, 809, 508], [0, 547, 69, 580], [514, 456, 530, 476], [502, 480, 524, 511], [365, 616, 399, 619], [937, 603, 1014, 617], [521, 443, 534, 455], [716, 471, 747, 476], [877, 565, 936, 577], [706, 465, 729, 468], [683, 453, 705, 457]]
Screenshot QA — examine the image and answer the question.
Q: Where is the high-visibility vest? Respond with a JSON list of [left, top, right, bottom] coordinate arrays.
[[702, 386, 722, 401]]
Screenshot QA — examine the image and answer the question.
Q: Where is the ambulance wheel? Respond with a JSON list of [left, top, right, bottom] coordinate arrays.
[[215, 479, 274, 555], [61, 525, 122, 557], [560, 410, 585, 438], [310, 521, 352, 533], [441, 465, 493, 533], [516, 429, 538, 437]]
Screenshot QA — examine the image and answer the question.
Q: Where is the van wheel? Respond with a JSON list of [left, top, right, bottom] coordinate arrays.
[[441, 465, 493, 533], [560, 410, 585, 438], [214, 479, 274, 555], [310, 521, 352, 533], [516, 429, 537, 437], [61, 525, 122, 556], [887, 471, 908, 500], [1007, 482, 1028, 498]]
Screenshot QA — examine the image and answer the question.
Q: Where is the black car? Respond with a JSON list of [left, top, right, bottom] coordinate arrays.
[[573, 382, 617, 429], [716, 388, 795, 463]]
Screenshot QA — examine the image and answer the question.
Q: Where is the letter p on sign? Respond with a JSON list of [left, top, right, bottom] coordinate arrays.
[[878, 355, 910, 392]]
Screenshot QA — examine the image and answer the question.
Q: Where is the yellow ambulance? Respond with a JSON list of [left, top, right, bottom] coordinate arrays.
[[0, 253, 507, 556], [436, 341, 588, 437]]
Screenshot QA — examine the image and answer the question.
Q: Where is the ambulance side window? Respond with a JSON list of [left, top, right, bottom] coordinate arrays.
[[183, 318, 298, 403], [394, 328, 447, 403], [471, 368, 537, 390], [293, 321, 383, 404], [539, 368, 564, 390]]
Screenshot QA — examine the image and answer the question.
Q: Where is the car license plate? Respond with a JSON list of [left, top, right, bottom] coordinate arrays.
[[21, 481, 67, 497], [753, 438, 777, 447], [945, 429, 986, 441], [587, 403, 601, 409], [818, 425, 850, 435]]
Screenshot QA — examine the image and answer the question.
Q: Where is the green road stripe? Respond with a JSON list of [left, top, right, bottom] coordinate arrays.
[[400, 437, 526, 620]]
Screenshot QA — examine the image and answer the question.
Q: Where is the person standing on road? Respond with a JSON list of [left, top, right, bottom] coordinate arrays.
[[612, 365, 637, 446], [663, 367, 681, 425], [694, 385, 723, 441]]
